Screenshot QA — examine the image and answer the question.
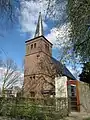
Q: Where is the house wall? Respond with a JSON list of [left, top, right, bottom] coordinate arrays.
[[55, 76, 68, 98], [78, 81, 90, 112]]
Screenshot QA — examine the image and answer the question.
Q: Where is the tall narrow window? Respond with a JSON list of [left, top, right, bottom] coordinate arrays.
[[34, 43, 36, 48], [47, 45, 49, 51], [45, 44, 47, 49], [33, 75, 35, 79], [45, 44, 49, 51], [31, 44, 33, 49]]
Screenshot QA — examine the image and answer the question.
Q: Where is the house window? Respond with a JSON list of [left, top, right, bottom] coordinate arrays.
[[45, 44, 49, 51], [34, 43, 36, 48], [33, 75, 35, 79], [30, 92, 35, 97], [45, 44, 47, 49], [30, 76, 32, 80], [31, 44, 33, 49], [47, 45, 49, 51]]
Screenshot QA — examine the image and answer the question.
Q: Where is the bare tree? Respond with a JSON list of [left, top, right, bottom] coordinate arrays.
[[0, 0, 21, 30], [0, 58, 22, 96]]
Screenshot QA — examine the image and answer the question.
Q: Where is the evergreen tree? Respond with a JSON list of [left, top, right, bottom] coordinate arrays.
[[79, 62, 90, 83]]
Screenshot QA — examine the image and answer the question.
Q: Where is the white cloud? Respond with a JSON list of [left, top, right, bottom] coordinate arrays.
[[20, 0, 48, 37], [46, 23, 70, 47], [46, 27, 59, 46], [20, 0, 67, 41]]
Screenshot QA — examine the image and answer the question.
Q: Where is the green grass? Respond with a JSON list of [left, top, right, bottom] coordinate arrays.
[[83, 117, 90, 120]]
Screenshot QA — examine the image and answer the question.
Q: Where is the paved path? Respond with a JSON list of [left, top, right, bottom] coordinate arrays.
[[65, 112, 90, 120]]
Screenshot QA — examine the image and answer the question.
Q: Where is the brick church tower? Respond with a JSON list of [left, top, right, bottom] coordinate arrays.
[[23, 12, 55, 97]]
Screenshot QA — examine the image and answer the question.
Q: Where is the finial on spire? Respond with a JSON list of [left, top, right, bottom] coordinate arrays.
[[34, 12, 44, 38]]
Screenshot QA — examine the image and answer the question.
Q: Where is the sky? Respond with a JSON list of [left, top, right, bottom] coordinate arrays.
[[0, 0, 81, 79]]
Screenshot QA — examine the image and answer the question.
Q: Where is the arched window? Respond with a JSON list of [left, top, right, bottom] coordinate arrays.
[[33, 75, 35, 79], [31, 44, 33, 49], [34, 43, 36, 48], [30, 76, 32, 80]]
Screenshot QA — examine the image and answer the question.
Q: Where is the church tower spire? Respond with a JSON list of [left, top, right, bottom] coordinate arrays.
[[34, 12, 43, 38]]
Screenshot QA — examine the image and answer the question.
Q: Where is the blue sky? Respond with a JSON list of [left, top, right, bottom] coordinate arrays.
[[0, 27, 59, 69], [0, 29, 25, 69]]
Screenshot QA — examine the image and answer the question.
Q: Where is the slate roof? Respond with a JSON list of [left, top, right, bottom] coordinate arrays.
[[52, 57, 76, 80]]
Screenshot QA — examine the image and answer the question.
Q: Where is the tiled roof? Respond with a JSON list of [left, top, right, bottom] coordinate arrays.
[[52, 57, 76, 80]]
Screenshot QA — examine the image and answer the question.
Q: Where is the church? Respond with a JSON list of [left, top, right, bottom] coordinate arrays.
[[23, 12, 75, 97], [23, 12, 90, 112]]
